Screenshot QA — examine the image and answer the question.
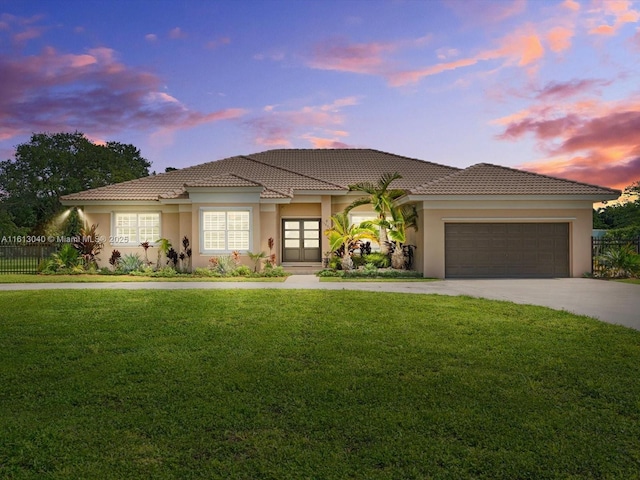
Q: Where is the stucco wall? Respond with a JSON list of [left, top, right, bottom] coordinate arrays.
[[419, 202, 594, 278]]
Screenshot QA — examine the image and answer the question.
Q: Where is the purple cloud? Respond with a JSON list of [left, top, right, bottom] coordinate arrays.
[[0, 46, 245, 142]]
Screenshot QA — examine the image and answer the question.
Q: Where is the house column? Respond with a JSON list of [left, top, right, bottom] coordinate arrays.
[[321, 195, 332, 258]]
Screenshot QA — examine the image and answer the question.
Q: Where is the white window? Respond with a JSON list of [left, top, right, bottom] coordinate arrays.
[[113, 213, 160, 244], [201, 209, 251, 252], [350, 213, 380, 252]]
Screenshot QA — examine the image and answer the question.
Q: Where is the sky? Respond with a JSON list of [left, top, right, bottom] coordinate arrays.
[[1, 0, 639, 192]]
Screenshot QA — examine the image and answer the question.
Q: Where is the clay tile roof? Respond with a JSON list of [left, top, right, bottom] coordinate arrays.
[[246, 148, 459, 189], [60, 150, 619, 202], [184, 173, 262, 188], [410, 163, 621, 196]]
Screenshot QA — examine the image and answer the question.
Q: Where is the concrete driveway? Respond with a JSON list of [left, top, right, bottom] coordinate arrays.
[[0, 277, 638, 331]]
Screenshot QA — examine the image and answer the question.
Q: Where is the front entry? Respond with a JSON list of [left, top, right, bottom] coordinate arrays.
[[282, 219, 322, 262]]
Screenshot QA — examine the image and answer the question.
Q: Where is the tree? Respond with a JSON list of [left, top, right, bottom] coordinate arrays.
[[345, 172, 405, 254], [324, 212, 378, 270], [387, 204, 418, 269], [0, 132, 150, 233], [593, 181, 640, 235]]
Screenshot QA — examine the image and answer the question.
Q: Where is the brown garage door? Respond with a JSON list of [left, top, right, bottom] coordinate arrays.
[[445, 223, 569, 278]]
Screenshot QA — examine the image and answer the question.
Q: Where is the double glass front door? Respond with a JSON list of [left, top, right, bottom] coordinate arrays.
[[282, 219, 321, 262]]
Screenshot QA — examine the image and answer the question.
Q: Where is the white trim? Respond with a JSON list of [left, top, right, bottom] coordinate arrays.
[[190, 192, 261, 203], [199, 207, 253, 254], [110, 211, 162, 246], [441, 217, 576, 222]]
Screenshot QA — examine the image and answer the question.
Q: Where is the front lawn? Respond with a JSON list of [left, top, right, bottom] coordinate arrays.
[[1, 290, 638, 479]]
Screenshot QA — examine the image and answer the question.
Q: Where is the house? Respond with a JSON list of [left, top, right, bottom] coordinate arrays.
[[60, 149, 620, 278]]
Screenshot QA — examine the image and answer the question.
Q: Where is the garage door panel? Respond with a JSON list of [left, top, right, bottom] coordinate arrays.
[[445, 223, 569, 278]]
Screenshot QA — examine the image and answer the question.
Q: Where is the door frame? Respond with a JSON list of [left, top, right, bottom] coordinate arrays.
[[281, 218, 322, 263]]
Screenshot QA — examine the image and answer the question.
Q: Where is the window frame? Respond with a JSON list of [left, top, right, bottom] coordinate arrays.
[[111, 212, 161, 246], [349, 212, 380, 252], [200, 207, 253, 254]]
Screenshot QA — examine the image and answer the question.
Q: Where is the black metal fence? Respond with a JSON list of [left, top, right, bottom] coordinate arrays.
[[0, 244, 58, 274], [592, 236, 640, 276]]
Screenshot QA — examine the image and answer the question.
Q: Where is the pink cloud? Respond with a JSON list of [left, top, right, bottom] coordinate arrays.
[[302, 135, 351, 149], [0, 45, 246, 143], [169, 27, 186, 39], [245, 97, 358, 148], [522, 154, 640, 191], [308, 38, 397, 76], [546, 26, 574, 52], [444, 0, 526, 25], [387, 57, 479, 87], [562, 0, 580, 11], [498, 88, 640, 189], [206, 37, 231, 49], [535, 78, 611, 100], [588, 0, 640, 35]]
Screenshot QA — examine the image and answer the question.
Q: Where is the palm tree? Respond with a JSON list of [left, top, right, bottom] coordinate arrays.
[[248, 251, 267, 272], [156, 238, 172, 270], [324, 212, 378, 270], [388, 204, 418, 269], [346, 172, 405, 254]]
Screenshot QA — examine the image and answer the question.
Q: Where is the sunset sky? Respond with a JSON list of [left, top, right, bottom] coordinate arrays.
[[1, 0, 639, 191]]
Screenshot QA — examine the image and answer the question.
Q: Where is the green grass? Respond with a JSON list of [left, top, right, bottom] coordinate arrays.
[[0, 273, 286, 283], [616, 278, 640, 284], [1, 290, 639, 479]]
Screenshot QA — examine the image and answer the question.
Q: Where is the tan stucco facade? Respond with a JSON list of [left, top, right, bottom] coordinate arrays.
[[416, 199, 595, 278], [79, 196, 595, 278]]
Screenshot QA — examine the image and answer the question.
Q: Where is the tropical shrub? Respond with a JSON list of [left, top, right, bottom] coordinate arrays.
[[108, 250, 121, 270], [363, 252, 391, 268], [232, 265, 253, 277], [119, 253, 144, 273], [261, 265, 288, 277], [41, 243, 83, 273], [73, 224, 104, 267], [597, 244, 640, 278]]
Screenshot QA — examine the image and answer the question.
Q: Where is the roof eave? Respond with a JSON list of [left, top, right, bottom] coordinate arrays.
[[60, 199, 161, 206], [405, 193, 621, 202]]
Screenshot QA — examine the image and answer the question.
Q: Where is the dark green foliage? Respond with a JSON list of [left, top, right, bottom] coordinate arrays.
[[0, 290, 638, 479], [363, 252, 391, 268], [597, 244, 640, 278], [594, 182, 640, 237], [40, 243, 82, 273], [0, 132, 150, 233]]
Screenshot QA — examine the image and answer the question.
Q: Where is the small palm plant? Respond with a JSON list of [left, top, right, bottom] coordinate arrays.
[[156, 238, 172, 270], [325, 212, 378, 270], [248, 251, 267, 272]]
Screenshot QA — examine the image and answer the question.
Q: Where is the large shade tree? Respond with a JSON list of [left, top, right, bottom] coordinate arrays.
[[345, 172, 405, 254], [593, 181, 640, 238], [0, 132, 150, 233]]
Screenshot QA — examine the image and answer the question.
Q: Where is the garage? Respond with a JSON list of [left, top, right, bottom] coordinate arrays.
[[445, 223, 569, 278]]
